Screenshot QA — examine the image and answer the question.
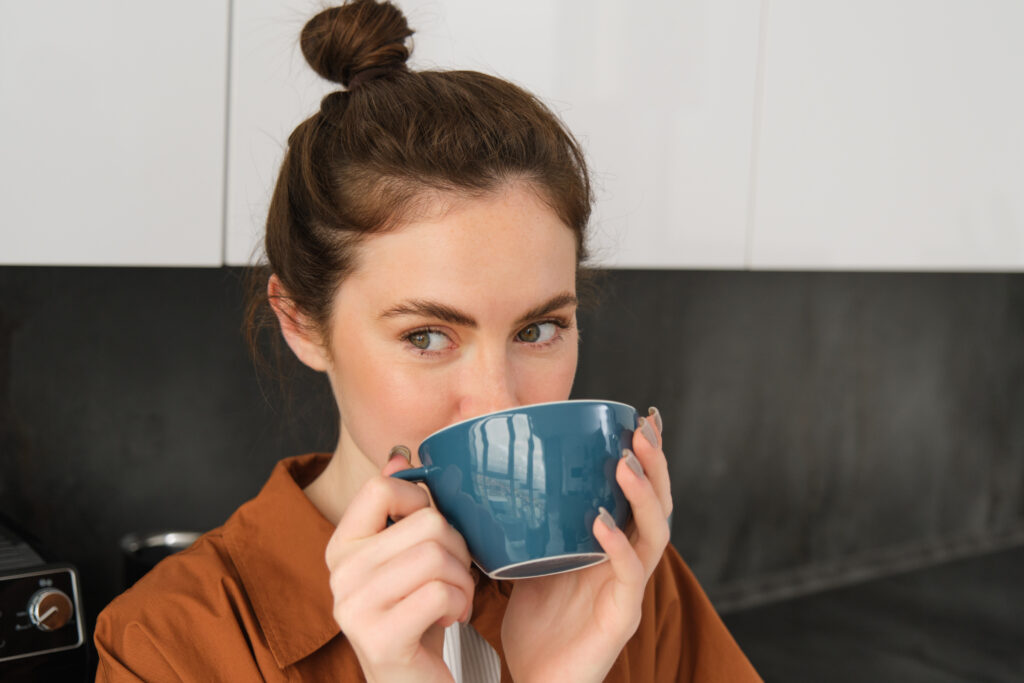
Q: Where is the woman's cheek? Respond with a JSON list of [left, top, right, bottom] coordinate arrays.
[[515, 349, 578, 405], [382, 369, 463, 455], [334, 362, 441, 468], [347, 344, 577, 467]]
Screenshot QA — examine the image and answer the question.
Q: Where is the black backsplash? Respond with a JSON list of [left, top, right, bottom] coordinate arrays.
[[2, 267, 1022, 626]]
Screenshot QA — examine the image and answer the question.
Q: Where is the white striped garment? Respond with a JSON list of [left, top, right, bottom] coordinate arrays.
[[443, 621, 501, 682]]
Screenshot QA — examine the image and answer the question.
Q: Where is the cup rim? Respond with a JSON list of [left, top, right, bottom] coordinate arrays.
[[482, 552, 609, 580], [420, 399, 636, 443]]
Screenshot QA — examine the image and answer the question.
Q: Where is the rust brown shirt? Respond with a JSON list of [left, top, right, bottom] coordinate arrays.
[[95, 454, 760, 682]]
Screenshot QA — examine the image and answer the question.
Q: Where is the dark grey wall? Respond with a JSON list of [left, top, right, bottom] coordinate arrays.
[[573, 271, 1024, 609], [1, 267, 1022, 627], [0, 267, 335, 630]]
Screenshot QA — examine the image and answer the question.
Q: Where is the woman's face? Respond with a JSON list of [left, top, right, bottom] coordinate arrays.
[[322, 182, 580, 468]]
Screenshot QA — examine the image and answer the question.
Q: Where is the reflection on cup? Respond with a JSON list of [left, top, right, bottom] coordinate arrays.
[[392, 400, 636, 579]]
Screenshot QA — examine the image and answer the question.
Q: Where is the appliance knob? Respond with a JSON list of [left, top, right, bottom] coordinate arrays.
[[28, 588, 74, 632]]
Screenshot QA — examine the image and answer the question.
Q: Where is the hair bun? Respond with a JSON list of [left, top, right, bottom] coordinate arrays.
[[300, 0, 413, 88]]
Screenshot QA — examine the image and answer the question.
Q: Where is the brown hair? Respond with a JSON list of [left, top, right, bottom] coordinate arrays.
[[246, 0, 593, 356]]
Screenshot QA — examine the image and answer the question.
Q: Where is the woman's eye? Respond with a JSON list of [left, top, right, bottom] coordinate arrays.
[[516, 322, 559, 344], [406, 329, 450, 351]]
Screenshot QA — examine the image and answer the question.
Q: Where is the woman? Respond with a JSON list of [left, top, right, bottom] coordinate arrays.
[[94, 2, 758, 680]]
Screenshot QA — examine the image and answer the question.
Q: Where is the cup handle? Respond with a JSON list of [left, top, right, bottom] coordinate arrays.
[[390, 467, 430, 483], [385, 467, 435, 526]]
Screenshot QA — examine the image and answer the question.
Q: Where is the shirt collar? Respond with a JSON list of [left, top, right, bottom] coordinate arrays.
[[223, 453, 339, 669]]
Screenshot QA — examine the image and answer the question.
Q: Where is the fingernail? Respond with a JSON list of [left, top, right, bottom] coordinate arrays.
[[598, 506, 617, 530], [648, 406, 663, 433], [638, 416, 658, 448], [462, 602, 473, 624], [389, 445, 411, 463], [622, 448, 645, 480]]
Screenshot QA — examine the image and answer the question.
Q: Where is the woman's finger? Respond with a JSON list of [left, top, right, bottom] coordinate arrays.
[[384, 579, 474, 636], [327, 507, 473, 604], [592, 507, 646, 639], [373, 507, 473, 573], [381, 449, 412, 476], [631, 413, 672, 517], [337, 576, 467, 667], [364, 538, 476, 624], [615, 452, 672, 574], [594, 507, 644, 580], [330, 473, 433, 544]]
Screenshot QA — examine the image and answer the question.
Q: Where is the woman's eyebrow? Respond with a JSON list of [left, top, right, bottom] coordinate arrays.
[[379, 300, 477, 327], [378, 292, 578, 328], [513, 292, 578, 326]]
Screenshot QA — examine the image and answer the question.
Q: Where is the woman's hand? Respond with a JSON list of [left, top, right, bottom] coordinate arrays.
[[325, 453, 475, 683], [501, 408, 672, 683]]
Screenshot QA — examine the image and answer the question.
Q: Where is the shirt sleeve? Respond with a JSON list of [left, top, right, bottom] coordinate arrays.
[[95, 619, 181, 682], [93, 588, 273, 682], [92, 538, 275, 682]]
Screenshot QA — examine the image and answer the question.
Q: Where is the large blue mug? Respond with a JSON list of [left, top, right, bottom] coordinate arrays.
[[392, 400, 638, 579]]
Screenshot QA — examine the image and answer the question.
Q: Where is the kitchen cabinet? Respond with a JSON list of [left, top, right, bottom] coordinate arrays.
[[0, 2, 229, 266], [748, 0, 1024, 270], [224, 0, 334, 267], [8, 1, 1020, 271], [225, 0, 762, 269]]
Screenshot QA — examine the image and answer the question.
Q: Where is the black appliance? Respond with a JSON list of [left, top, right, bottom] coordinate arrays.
[[0, 516, 88, 681]]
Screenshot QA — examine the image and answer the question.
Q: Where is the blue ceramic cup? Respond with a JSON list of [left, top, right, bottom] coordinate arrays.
[[392, 400, 638, 579]]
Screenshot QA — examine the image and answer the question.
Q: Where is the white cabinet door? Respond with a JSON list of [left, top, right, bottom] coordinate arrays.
[[0, 2, 228, 266], [750, 1, 1024, 270], [224, 0, 334, 267], [225, 0, 761, 269]]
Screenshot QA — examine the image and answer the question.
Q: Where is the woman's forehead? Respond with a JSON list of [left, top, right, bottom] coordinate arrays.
[[357, 186, 575, 278], [338, 186, 578, 318]]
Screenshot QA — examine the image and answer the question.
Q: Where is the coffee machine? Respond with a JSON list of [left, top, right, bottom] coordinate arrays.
[[0, 515, 88, 680]]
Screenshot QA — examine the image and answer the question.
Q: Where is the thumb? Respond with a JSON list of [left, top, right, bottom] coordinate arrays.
[[381, 445, 412, 476]]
